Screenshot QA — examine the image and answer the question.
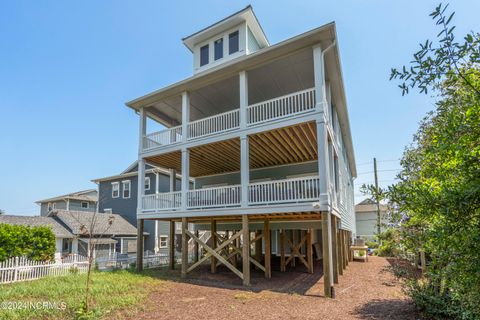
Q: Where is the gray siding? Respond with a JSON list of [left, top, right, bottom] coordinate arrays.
[[40, 200, 67, 216], [98, 171, 180, 252], [195, 161, 318, 187], [68, 200, 96, 212], [40, 197, 96, 216]]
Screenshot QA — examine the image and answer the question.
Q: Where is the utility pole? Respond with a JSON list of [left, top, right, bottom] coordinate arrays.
[[374, 158, 381, 235]]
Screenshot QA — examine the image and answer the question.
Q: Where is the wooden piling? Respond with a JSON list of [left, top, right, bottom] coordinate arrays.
[[242, 215, 250, 286], [264, 220, 271, 279], [211, 220, 217, 273], [181, 217, 188, 278], [169, 220, 175, 270]]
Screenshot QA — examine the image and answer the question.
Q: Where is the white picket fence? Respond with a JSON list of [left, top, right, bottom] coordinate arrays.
[[0, 255, 89, 284]]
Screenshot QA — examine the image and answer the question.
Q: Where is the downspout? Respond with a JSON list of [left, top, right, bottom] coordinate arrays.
[[322, 40, 336, 58]]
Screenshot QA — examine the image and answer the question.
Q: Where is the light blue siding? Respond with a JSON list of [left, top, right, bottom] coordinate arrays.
[[247, 27, 260, 53]]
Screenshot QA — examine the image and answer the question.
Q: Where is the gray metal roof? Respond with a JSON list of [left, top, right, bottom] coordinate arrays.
[[0, 215, 74, 238], [50, 210, 140, 236]]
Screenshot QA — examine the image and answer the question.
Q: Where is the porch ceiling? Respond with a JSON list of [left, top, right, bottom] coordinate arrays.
[[145, 48, 314, 125], [145, 121, 318, 177]]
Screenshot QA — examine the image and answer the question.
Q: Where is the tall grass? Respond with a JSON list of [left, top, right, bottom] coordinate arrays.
[[0, 270, 165, 319]]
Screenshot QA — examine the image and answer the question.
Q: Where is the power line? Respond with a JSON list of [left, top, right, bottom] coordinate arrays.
[[356, 159, 400, 166], [356, 169, 401, 175]]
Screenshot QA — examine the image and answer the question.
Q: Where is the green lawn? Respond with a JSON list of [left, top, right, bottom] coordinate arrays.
[[0, 269, 166, 320]]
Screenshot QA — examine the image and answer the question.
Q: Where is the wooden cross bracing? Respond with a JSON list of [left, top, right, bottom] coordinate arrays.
[[285, 234, 309, 269], [185, 229, 244, 280]]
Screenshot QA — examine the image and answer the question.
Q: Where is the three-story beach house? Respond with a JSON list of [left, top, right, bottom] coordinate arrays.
[[126, 6, 356, 297]]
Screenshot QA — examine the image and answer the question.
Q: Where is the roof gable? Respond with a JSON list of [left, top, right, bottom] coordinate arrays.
[[182, 6, 268, 52]]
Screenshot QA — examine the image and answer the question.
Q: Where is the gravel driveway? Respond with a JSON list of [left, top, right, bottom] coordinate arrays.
[[112, 256, 419, 320]]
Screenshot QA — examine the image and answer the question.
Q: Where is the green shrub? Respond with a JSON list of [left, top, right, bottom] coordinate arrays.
[[365, 240, 379, 249], [407, 280, 474, 320], [375, 228, 401, 257], [0, 224, 56, 262]]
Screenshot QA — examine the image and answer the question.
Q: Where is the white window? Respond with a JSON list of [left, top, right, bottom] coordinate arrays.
[[104, 208, 112, 214], [47, 202, 54, 211], [200, 44, 209, 66], [145, 177, 151, 191], [159, 236, 168, 249], [112, 182, 120, 198], [122, 180, 131, 199], [229, 30, 239, 54], [81, 202, 89, 209]]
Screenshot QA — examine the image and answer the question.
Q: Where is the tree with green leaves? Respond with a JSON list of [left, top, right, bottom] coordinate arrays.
[[384, 3, 480, 319], [390, 3, 480, 96]]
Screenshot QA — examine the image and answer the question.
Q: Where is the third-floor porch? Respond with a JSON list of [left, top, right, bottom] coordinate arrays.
[[136, 46, 344, 156]]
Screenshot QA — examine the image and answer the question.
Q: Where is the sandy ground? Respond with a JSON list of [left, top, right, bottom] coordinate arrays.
[[112, 256, 420, 320]]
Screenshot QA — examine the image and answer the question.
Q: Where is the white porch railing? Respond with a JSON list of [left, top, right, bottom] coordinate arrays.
[[187, 185, 241, 209], [143, 125, 182, 150], [248, 176, 320, 205], [188, 108, 240, 139], [247, 88, 316, 125], [141, 88, 317, 151], [141, 176, 321, 212], [142, 191, 181, 211]]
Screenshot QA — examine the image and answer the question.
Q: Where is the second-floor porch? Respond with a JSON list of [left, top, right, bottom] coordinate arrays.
[[142, 174, 325, 213], [138, 120, 348, 219]]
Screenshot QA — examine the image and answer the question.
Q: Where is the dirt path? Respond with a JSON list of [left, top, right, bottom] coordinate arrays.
[[113, 256, 419, 320]]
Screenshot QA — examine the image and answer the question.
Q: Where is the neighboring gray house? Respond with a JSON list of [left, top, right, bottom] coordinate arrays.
[[355, 199, 388, 239], [36, 189, 98, 216], [0, 214, 74, 261], [93, 162, 183, 253], [0, 211, 140, 259], [48, 209, 141, 258]]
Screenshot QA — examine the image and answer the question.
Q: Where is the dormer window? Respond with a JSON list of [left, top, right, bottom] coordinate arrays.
[[200, 44, 209, 66], [214, 38, 223, 60], [229, 31, 239, 54]]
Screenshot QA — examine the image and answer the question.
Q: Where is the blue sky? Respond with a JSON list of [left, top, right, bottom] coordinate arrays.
[[1, 1, 479, 215]]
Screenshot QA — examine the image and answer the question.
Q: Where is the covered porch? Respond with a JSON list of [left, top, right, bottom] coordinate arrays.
[[136, 212, 352, 298]]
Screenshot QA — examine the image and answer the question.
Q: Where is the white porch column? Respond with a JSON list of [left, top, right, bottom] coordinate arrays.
[[313, 45, 331, 202], [240, 135, 249, 207], [182, 91, 190, 142], [137, 158, 146, 214], [71, 238, 78, 254], [137, 106, 147, 216], [239, 71, 248, 128], [169, 169, 176, 191], [313, 45, 327, 113], [154, 172, 160, 253], [138, 107, 147, 153], [314, 43, 334, 297], [181, 148, 190, 210]]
